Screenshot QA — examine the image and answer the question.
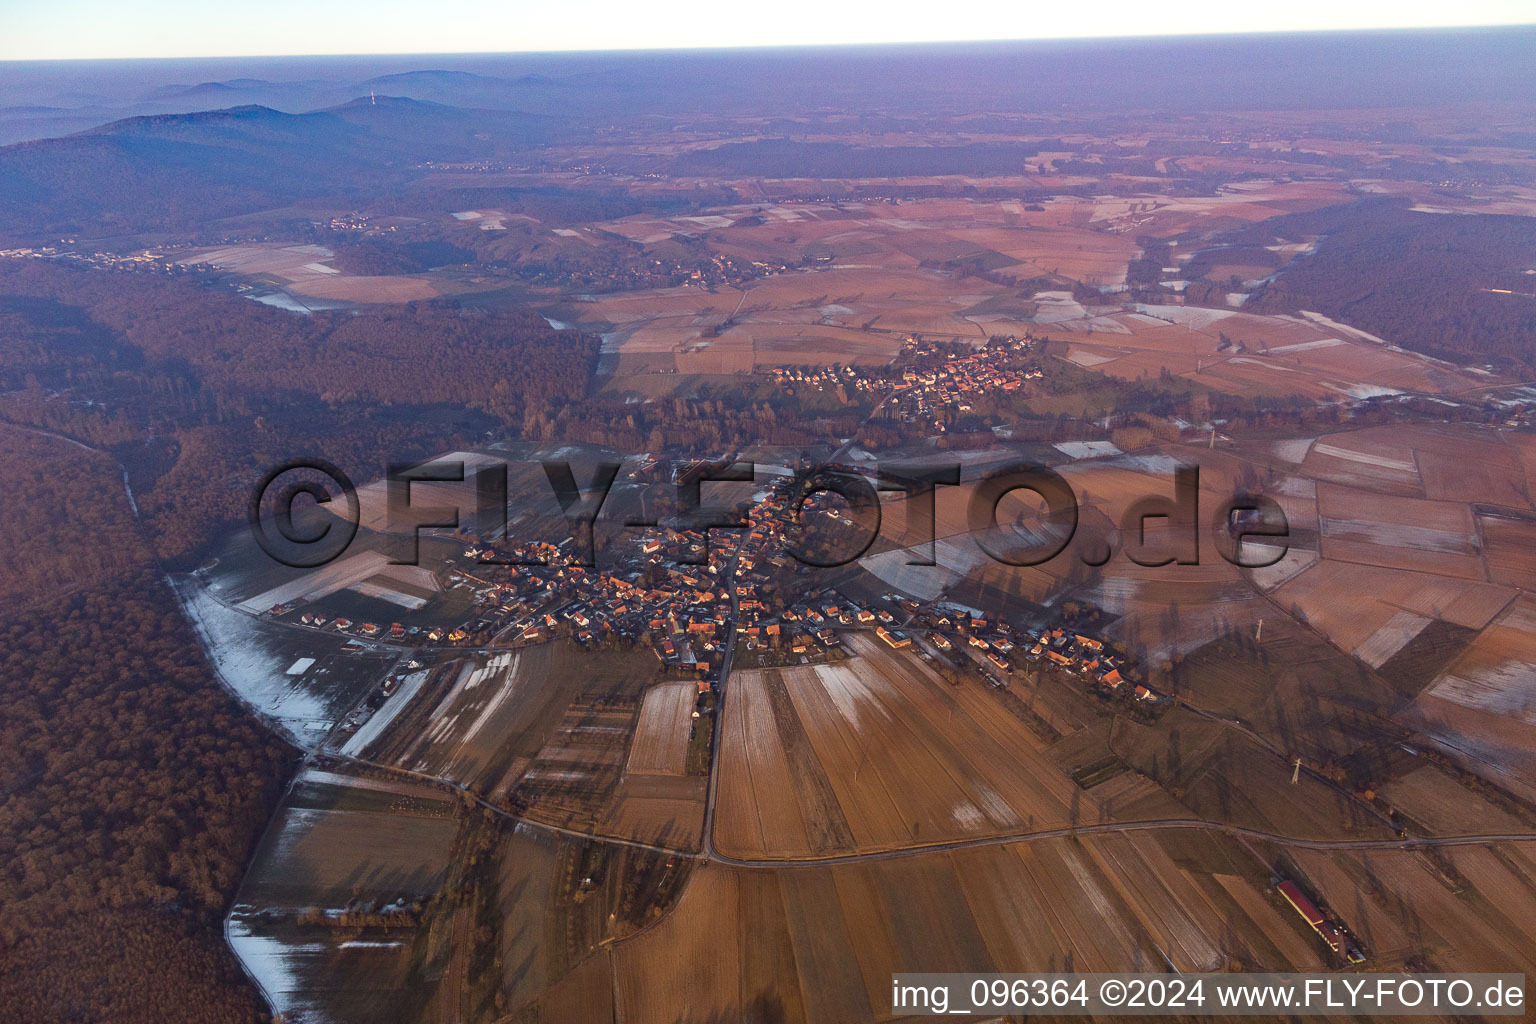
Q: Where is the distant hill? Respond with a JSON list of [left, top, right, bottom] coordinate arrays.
[[323, 94, 558, 150], [143, 81, 242, 102], [0, 105, 387, 237], [0, 100, 559, 239], [143, 79, 273, 102], [82, 104, 370, 152]]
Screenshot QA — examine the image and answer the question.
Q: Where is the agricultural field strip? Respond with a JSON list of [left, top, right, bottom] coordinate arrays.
[[626, 681, 696, 776], [1083, 833, 1225, 970], [779, 661, 966, 847], [319, 724, 1536, 868], [399, 654, 510, 770], [716, 673, 812, 855], [840, 634, 1084, 827], [455, 653, 525, 750]]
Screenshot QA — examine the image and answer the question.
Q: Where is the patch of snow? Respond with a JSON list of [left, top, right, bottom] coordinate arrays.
[[1298, 310, 1389, 345], [235, 551, 394, 613], [177, 582, 331, 735], [1430, 661, 1536, 723], [227, 918, 331, 1024], [1031, 291, 1087, 323], [1100, 453, 1184, 475], [950, 803, 986, 829], [1271, 438, 1314, 463], [458, 653, 523, 748], [1128, 303, 1239, 329], [1353, 610, 1432, 669], [1310, 442, 1415, 472], [813, 662, 891, 732], [348, 579, 429, 609], [1054, 441, 1123, 460], [1325, 382, 1404, 400], [1066, 349, 1117, 367], [1266, 337, 1344, 354]]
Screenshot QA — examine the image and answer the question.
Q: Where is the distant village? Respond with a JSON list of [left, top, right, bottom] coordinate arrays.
[[772, 333, 1043, 433], [0, 245, 183, 272]]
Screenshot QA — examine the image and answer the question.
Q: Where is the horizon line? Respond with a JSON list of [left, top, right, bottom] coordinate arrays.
[[4, 21, 1534, 65]]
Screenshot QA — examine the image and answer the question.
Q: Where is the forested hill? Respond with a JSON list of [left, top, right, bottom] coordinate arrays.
[[1236, 200, 1536, 370], [0, 106, 382, 237], [0, 99, 559, 239]]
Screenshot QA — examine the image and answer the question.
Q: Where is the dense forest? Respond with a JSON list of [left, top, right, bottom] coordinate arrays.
[[0, 264, 594, 420], [0, 426, 149, 602], [0, 426, 295, 1023], [0, 263, 600, 562], [1232, 199, 1536, 369], [331, 238, 475, 276]]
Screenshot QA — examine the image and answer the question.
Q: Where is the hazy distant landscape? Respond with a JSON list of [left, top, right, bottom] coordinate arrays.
[[3, 25, 1536, 1024]]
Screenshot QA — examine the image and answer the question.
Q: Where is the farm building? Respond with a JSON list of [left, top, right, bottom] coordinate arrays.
[[1278, 880, 1364, 963]]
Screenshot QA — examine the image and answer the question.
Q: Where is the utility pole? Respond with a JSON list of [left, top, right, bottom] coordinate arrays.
[[1291, 757, 1302, 785]]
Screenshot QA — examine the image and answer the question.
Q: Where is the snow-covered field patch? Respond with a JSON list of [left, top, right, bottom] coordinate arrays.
[[1054, 441, 1123, 460]]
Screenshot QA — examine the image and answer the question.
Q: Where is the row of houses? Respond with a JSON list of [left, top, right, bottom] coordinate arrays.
[[905, 603, 1164, 703]]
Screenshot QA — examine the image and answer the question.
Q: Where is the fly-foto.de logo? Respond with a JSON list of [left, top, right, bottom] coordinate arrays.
[[248, 456, 1289, 572]]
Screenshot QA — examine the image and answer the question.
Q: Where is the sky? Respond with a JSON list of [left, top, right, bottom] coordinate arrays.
[[2, 0, 1534, 60]]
